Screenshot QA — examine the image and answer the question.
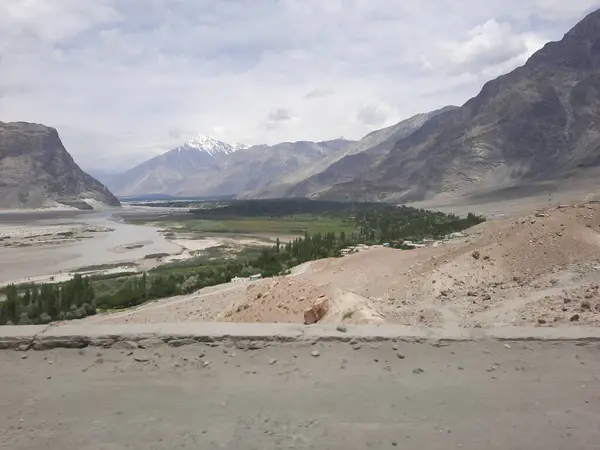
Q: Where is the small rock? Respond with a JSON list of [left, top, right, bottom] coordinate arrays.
[[396, 352, 406, 359], [113, 340, 139, 350], [472, 251, 480, 260], [269, 358, 277, 365], [21, 354, 28, 360], [197, 351, 206, 359], [503, 344, 511, 349], [483, 294, 492, 301], [570, 314, 581, 322], [311, 350, 320, 357], [412, 368, 424, 374], [537, 318, 547, 325], [137, 338, 164, 349], [392, 343, 399, 351], [247, 341, 264, 350], [581, 301, 591, 310], [467, 291, 477, 297], [202, 361, 211, 368], [134, 355, 150, 363], [304, 297, 329, 324], [168, 338, 197, 348], [352, 343, 363, 350], [336, 324, 347, 333], [564, 298, 572, 304]]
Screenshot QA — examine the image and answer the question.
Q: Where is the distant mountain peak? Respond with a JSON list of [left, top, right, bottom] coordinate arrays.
[[183, 135, 249, 158]]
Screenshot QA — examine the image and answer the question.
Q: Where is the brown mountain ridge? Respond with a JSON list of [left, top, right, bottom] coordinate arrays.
[[317, 9, 600, 203], [0, 121, 120, 209]]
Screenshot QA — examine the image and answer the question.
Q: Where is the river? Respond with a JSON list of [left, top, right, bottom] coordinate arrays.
[[0, 207, 182, 284]]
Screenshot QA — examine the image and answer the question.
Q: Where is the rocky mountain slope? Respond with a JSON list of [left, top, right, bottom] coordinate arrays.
[[255, 106, 456, 199], [0, 122, 120, 209], [318, 8, 600, 203], [107, 137, 353, 197]]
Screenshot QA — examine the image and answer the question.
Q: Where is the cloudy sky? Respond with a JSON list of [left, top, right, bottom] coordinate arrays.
[[0, 0, 598, 171]]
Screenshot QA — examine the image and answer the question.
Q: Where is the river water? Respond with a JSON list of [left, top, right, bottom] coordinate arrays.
[[0, 207, 182, 284]]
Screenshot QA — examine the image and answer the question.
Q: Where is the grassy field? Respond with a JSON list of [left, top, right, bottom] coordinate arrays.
[[168, 217, 356, 235]]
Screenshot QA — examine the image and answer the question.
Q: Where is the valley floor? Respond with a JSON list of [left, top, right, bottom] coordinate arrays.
[[84, 201, 600, 329]]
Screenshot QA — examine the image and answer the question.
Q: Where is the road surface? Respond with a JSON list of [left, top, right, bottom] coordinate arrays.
[[1, 340, 599, 449]]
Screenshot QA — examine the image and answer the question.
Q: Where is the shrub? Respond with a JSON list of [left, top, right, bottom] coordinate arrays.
[[39, 313, 52, 324], [74, 307, 87, 319], [17, 312, 32, 325], [65, 311, 75, 321], [82, 303, 97, 316]]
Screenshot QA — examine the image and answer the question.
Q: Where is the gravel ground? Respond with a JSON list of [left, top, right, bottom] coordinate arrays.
[[1, 340, 599, 449]]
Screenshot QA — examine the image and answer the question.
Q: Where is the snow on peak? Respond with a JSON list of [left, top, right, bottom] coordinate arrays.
[[232, 142, 251, 152], [183, 135, 248, 158]]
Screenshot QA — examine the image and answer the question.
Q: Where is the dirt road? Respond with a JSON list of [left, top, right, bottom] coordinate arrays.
[[2, 340, 599, 449]]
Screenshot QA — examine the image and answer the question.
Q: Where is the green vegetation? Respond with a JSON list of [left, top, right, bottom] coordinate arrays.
[[169, 217, 354, 235], [355, 207, 485, 243], [0, 275, 96, 325], [75, 262, 137, 272], [1, 200, 485, 325]]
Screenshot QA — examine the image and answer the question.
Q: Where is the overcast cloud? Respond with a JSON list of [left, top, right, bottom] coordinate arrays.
[[0, 0, 597, 170]]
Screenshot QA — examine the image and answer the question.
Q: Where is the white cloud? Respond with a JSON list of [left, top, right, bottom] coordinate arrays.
[[356, 105, 392, 126], [267, 108, 293, 123], [535, 0, 600, 19], [438, 19, 548, 79], [0, 0, 596, 170]]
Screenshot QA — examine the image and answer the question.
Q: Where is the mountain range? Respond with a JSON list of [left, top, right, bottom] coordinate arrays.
[[99, 108, 460, 199], [4, 8, 600, 209], [101, 136, 355, 198], [104, 10, 600, 203]]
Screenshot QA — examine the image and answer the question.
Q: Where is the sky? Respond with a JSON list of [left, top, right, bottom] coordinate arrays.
[[0, 0, 598, 171]]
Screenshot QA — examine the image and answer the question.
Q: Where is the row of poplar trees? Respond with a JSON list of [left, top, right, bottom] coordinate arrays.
[[0, 274, 96, 325]]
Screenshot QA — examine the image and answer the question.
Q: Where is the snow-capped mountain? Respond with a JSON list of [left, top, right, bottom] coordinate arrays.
[[102, 135, 252, 196], [183, 135, 249, 158], [101, 134, 354, 197]]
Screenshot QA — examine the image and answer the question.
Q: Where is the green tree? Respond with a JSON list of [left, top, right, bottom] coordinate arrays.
[[3, 284, 19, 324]]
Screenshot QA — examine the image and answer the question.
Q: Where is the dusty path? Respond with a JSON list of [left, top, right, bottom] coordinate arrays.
[[2, 340, 599, 449]]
